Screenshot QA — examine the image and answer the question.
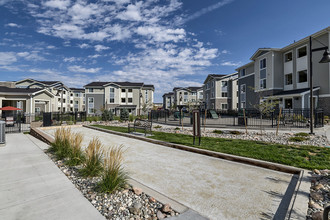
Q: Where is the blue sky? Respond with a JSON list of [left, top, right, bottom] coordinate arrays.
[[1, 0, 330, 102]]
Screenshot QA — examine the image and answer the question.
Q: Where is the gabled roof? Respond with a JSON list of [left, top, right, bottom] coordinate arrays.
[[15, 78, 62, 87], [70, 88, 85, 92], [273, 87, 320, 97], [84, 81, 154, 89], [162, 92, 174, 97], [84, 82, 109, 87], [0, 86, 42, 94], [250, 48, 281, 60], [203, 73, 238, 84], [187, 87, 202, 92]]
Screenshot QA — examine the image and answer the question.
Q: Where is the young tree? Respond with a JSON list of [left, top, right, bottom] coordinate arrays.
[[120, 109, 129, 121]]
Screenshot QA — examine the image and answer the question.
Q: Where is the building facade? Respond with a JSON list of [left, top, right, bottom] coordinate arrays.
[[203, 73, 238, 110], [237, 27, 330, 115], [162, 92, 174, 110], [14, 79, 85, 112], [171, 87, 203, 110], [84, 82, 154, 115]]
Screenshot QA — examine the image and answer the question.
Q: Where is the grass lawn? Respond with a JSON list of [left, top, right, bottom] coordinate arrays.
[[92, 125, 330, 170]]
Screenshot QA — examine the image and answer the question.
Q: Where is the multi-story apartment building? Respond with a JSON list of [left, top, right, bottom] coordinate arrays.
[[203, 73, 238, 110], [70, 88, 86, 112], [162, 92, 174, 110], [237, 27, 330, 115], [170, 87, 203, 110], [14, 79, 85, 112], [84, 81, 154, 115]]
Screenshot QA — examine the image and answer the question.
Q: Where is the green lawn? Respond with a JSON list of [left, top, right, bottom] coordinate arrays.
[[91, 125, 330, 170]]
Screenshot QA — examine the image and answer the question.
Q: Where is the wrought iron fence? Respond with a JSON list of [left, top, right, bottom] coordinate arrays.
[[43, 111, 87, 126], [149, 108, 324, 129]]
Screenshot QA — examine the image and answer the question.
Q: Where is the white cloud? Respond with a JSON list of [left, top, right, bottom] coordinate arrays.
[[68, 65, 101, 73], [221, 61, 242, 66], [63, 57, 77, 62], [136, 26, 186, 43], [221, 50, 229, 54], [16, 52, 30, 57], [43, 0, 71, 10], [78, 43, 90, 49], [5, 23, 21, 28], [47, 45, 56, 49], [117, 3, 142, 21], [0, 52, 17, 65], [94, 44, 110, 52]]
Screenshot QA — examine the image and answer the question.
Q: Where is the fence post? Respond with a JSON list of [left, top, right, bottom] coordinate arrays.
[[271, 111, 274, 128]]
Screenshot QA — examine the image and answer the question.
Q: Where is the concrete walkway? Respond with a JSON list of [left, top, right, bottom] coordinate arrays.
[[0, 133, 105, 220], [43, 127, 296, 220]]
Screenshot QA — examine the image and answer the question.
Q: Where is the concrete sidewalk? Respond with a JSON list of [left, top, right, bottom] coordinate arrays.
[[0, 133, 104, 220]]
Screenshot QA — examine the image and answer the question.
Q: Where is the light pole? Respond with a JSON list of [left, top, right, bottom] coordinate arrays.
[[179, 95, 183, 129], [309, 36, 330, 134], [138, 92, 142, 117]]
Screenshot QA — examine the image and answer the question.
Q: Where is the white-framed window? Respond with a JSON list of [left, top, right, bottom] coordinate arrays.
[[35, 107, 41, 113], [184, 92, 188, 102], [284, 98, 293, 109], [211, 81, 214, 88], [221, 81, 228, 87], [128, 98, 133, 103], [211, 91, 215, 98], [121, 88, 126, 93], [121, 98, 126, 103], [240, 84, 246, 94], [128, 89, 132, 93], [110, 88, 115, 103], [297, 46, 307, 58], [88, 88, 93, 93], [260, 79, 266, 89], [240, 69, 246, 77], [298, 70, 308, 83], [284, 52, 293, 62], [222, 92, 228, 97], [88, 97, 94, 114], [241, 102, 246, 109], [74, 101, 78, 104], [260, 58, 266, 69], [145, 90, 148, 102], [221, 103, 228, 109], [285, 73, 293, 85]]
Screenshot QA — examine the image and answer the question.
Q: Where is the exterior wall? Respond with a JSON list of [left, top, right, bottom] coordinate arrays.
[[86, 93, 105, 115], [319, 97, 330, 115], [238, 73, 256, 109], [254, 51, 273, 92]]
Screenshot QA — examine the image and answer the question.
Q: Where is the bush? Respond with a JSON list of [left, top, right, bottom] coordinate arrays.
[[66, 133, 85, 166], [174, 127, 180, 130], [213, 130, 223, 134], [295, 132, 309, 137], [129, 114, 134, 122], [102, 110, 114, 121], [154, 125, 162, 129], [80, 137, 104, 177], [288, 136, 308, 142], [97, 145, 128, 194], [120, 109, 129, 121], [229, 130, 241, 135]]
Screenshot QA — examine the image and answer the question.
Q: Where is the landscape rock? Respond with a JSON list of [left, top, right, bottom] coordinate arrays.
[[314, 169, 321, 175], [157, 210, 165, 219], [311, 192, 324, 201], [133, 187, 143, 195], [162, 203, 171, 213], [311, 211, 323, 220]]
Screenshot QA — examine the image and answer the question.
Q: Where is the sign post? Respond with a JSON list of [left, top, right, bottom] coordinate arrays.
[[192, 110, 201, 145]]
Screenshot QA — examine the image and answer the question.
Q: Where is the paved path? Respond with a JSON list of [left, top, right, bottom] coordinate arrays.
[[0, 133, 105, 220], [43, 127, 295, 220]]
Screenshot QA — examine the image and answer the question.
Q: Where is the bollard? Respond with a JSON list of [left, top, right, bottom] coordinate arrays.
[[0, 121, 5, 146]]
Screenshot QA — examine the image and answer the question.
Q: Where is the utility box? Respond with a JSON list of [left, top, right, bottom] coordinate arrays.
[[0, 121, 5, 145]]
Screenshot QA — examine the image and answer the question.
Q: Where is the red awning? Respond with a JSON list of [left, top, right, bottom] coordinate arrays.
[[0, 106, 22, 111]]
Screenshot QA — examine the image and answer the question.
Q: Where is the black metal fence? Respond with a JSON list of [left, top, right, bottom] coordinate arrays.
[[43, 111, 87, 127], [3, 112, 33, 133], [149, 108, 324, 129]]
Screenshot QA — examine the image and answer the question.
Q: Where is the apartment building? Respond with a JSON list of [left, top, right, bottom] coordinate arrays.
[[14, 79, 85, 112], [203, 73, 238, 110], [71, 88, 86, 112], [237, 27, 330, 115], [169, 87, 203, 110], [84, 81, 154, 115], [162, 92, 174, 110]]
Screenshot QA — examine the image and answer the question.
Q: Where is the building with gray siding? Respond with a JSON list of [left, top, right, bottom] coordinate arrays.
[[237, 27, 330, 115]]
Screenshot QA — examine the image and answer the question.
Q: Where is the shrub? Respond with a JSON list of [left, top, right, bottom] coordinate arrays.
[[66, 133, 85, 166], [154, 125, 162, 129], [213, 130, 223, 134], [174, 127, 180, 130], [288, 136, 308, 142], [120, 109, 129, 121], [102, 110, 114, 121], [295, 132, 309, 137], [230, 130, 241, 135], [129, 114, 134, 122], [80, 137, 104, 177], [97, 145, 128, 194]]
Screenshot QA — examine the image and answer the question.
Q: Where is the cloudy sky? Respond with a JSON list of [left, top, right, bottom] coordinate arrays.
[[1, 0, 330, 102]]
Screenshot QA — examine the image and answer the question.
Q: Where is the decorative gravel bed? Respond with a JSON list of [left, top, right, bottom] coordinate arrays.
[[95, 121, 330, 147], [307, 169, 330, 220], [45, 151, 179, 219]]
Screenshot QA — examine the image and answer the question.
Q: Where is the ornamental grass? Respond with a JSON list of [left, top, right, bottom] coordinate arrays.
[[80, 137, 104, 177]]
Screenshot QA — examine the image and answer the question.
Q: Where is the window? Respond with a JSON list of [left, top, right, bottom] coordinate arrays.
[[70, 100, 73, 104], [58, 98, 60, 101], [298, 46, 307, 58], [240, 84, 246, 93], [128, 89, 132, 93], [211, 91, 215, 98], [240, 69, 246, 77], [221, 81, 228, 87], [222, 92, 228, 97], [241, 102, 246, 108], [128, 98, 133, 103], [298, 70, 308, 83], [184, 92, 188, 102], [88, 97, 94, 103], [75, 101, 78, 104], [121, 98, 126, 103], [260, 58, 266, 69], [63, 91, 66, 95], [121, 88, 126, 93], [88, 88, 93, 93], [211, 81, 214, 88], [221, 103, 228, 110], [70, 93, 73, 96], [145, 90, 148, 102], [110, 88, 115, 103], [285, 74, 293, 85], [75, 93, 79, 97], [35, 107, 41, 113], [285, 52, 293, 62], [260, 79, 266, 89]]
